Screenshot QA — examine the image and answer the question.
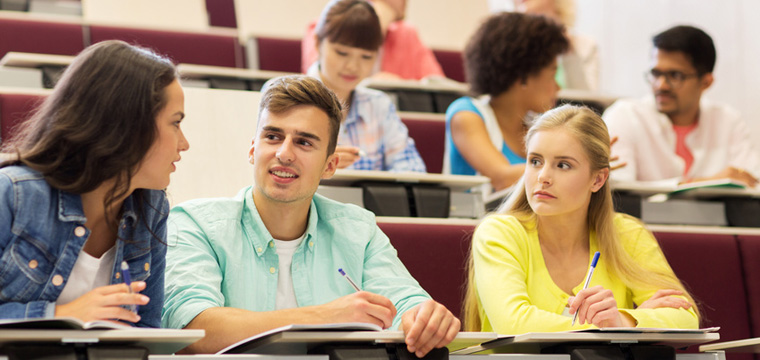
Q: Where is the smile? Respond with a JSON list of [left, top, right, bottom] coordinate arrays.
[[271, 170, 297, 178]]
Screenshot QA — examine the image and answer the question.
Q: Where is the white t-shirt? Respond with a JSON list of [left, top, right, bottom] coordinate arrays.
[[273, 234, 305, 310], [56, 246, 116, 305]]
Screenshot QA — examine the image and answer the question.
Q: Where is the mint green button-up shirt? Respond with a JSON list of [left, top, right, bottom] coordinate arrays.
[[162, 186, 430, 330]]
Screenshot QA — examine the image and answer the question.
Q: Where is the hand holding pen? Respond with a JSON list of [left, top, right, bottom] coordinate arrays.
[[569, 252, 635, 327]]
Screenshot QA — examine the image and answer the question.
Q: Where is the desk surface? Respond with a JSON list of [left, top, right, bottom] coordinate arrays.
[[700, 337, 760, 353], [0, 328, 204, 354], [176, 63, 294, 81], [222, 330, 495, 355], [612, 181, 760, 198], [452, 331, 720, 355], [322, 169, 489, 192], [0, 52, 73, 68]]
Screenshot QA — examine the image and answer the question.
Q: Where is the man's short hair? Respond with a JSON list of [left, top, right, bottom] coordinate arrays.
[[653, 25, 716, 76], [258, 75, 343, 155]]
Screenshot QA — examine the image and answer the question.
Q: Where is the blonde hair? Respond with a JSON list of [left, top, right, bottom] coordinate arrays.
[[463, 104, 699, 331]]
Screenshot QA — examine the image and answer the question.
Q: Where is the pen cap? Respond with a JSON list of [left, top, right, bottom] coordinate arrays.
[[590, 251, 600, 267]]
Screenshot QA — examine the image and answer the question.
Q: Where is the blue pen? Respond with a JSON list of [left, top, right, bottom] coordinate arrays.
[[571, 251, 600, 326], [121, 261, 138, 313], [338, 268, 362, 292]]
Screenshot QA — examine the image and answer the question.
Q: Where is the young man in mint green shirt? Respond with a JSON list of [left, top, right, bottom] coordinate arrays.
[[162, 75, 460, 355]]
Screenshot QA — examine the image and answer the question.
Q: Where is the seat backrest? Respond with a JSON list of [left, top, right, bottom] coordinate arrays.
[[400, 118, 444, 173], [432, 49, 465, 83], [254, 36, 302, 73], [0, 18, 84, 59], [737, 235, 760, 339], [89, 25, 242, 67], [654, 232, 752, 348], [0, 94, 45, 144], [378, 221, 475, 319]]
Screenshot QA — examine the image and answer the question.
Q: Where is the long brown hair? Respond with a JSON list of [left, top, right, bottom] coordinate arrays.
[[2, 40, 177, 227], [463, 105, 699, 330]]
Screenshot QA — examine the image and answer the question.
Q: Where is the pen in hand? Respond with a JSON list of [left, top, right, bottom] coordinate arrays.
[[338, 268, 362, 292], [120, 261, 138, 313], [571, 251, 600, 326]]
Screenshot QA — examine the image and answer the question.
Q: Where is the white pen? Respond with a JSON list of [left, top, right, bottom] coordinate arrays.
[[338, 268, 361, 292], [571, 251, 600, 326]]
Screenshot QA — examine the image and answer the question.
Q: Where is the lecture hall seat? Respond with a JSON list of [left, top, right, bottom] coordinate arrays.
[[89, 25, 242, 68], [379, 221, 474, 319], [400, 117, 445, 173], [0, 17, 84, 59], [432, 49, 465, 83], [655, 232, 753, 360], [248, 36, 302, 73], [737, 235, 760, 339], [0, 93, 44, 144]]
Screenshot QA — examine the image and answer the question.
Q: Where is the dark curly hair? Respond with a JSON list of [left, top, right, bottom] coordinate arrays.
[[464, 12, 569, 97]]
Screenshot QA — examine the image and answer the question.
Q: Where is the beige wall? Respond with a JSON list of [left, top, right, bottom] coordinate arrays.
[[166, 87, 260, 206]]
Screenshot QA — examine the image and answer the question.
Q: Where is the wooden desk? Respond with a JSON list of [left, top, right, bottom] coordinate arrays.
[[0, 328, 204, 354], [452, 331, 720, 355], [322, 169, 488, 192], [700, 337, 760, 353]]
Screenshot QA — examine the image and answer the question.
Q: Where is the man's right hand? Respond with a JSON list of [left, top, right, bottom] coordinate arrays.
[[319, 291, 397, 328]]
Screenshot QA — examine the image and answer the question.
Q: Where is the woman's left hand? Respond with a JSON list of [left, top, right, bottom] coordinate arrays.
[[637, 289, 693, 310], [569, 285, 635, 328]]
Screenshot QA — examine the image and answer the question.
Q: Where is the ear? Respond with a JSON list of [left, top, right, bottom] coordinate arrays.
[[699, 72, 714, 92], [248, 138, 256, 164], [320, 152, 339, 180], [591, 167, 609, 193]]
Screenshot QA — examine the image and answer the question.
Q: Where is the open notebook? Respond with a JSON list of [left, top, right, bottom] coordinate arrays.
[[218, 323, 383, 354], [0, 317, 133, 330]]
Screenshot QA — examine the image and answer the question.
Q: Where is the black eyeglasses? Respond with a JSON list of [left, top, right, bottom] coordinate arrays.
[[644, 69, 700, 88]]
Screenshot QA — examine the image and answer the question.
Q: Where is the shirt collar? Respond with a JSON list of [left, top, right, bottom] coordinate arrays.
[[57, 189, 138, 225], [243, 187, 319, 257]]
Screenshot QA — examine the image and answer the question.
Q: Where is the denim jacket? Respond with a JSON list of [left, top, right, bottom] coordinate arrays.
[[0, 165, 168, 327]]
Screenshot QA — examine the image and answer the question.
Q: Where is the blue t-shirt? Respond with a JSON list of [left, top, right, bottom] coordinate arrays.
[[445, 97, 526, 175]]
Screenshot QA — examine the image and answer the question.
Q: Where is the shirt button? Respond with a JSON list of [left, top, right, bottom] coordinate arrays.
[[269, 242, 274, 248], [144, 262, 150, 271], [257, 247, 263, 253], [269, 267, 276, 274], [309, 241, 314, 247], [52, 275, 63, 286], [74, 226, 86, 237], [28, 260, 38, 269], [115, 272, 121, 279]]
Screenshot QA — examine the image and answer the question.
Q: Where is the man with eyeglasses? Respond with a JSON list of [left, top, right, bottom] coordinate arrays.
[[603, 25, 759, 187]]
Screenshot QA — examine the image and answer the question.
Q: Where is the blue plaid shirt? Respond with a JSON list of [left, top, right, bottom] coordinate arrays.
[[339, 87, 426, 172]]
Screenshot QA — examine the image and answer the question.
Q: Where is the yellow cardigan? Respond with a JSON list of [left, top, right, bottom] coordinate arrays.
[[472, 213, 698, 334]]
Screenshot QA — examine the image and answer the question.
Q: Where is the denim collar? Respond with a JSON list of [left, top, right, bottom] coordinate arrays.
[[56, 189, 139, 225]]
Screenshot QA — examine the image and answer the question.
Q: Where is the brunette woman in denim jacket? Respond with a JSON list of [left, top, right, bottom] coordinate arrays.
[[0, 40, 189, 327]]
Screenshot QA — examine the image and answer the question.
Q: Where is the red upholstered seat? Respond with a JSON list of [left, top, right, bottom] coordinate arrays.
[[433, 49, 465, 83], [378, 221, 475, 319], [254, 36, 302, 73], [0, 94, 45, 144], [655, 232, 752, 360], [737, 235, 760, 339], [0, 18, 84, 59], [401, 118, 444, 173], [89, 25, 242, 67], [205, 0, 237, 28]]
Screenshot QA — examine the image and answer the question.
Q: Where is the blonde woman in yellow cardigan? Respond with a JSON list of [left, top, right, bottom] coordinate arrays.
[[463, 105, 699, 333]]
